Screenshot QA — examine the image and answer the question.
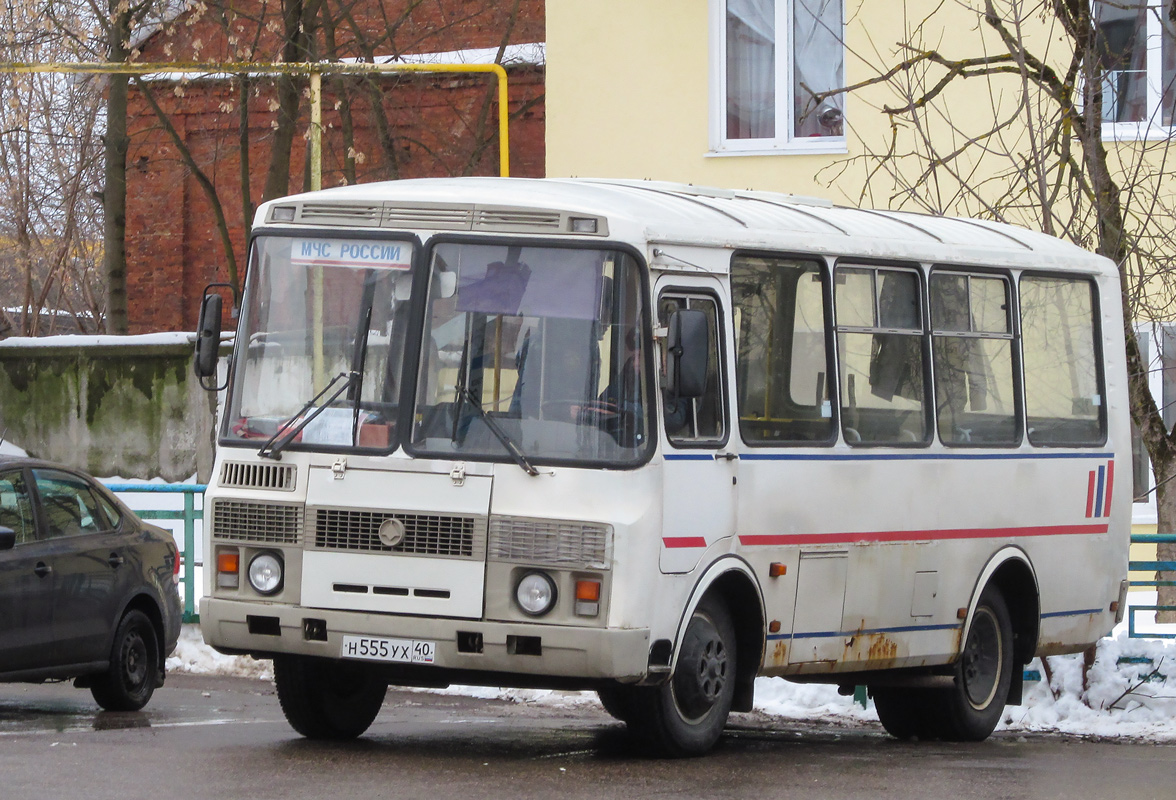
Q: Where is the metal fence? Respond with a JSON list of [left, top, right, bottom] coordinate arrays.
[[1128, 532, 1176, 638], [105, 483, 205, 624]]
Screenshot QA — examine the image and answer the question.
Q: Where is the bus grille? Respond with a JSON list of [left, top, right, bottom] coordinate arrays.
[[219, 461, 296, 491], [313, 509, 484, 558], [212, 500, 303, 544], [488, 517, 612, 569]]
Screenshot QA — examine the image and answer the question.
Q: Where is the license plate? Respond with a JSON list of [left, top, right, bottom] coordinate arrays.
[[340, 635, 436, 664]]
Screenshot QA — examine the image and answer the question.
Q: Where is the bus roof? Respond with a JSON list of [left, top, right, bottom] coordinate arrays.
[[256, 177, 1112, 273]]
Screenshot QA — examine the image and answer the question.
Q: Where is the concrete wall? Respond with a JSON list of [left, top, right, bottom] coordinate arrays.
[[0, 336, 216, 482]]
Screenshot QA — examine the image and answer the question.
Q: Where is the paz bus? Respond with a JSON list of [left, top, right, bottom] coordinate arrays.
[[193, 177, 1129, 756]]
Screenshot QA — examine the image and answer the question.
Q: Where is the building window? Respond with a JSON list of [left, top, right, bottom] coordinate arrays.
[[1095, 0, 1176, 137], [711, 0, 845, 154]]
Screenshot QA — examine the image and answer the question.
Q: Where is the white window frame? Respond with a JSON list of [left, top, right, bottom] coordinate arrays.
[[1132, 322, 1166, 525], [1098, 0, 1173, 142], [707, 0, 847, 157]]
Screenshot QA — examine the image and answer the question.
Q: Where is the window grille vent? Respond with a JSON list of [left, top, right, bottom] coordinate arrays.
[[313, 509, 484, 558], [219, 461, 296, 492], [488, 517, 612, 569], [297, 203, 383, 226], [212, 501, 302, 544], [382, 204, 474, 230]]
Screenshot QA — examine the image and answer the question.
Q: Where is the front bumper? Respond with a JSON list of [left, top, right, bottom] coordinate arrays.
[[201, 597, 651, 684]]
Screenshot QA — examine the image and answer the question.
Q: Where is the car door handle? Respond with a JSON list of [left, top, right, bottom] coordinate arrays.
[[107, 553, 125, 568], [33, 562, 52, 578], [714, 452, 739, 461]]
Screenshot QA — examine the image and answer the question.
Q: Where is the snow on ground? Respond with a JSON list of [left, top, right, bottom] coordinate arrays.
[[165, 593, 1176, 740]]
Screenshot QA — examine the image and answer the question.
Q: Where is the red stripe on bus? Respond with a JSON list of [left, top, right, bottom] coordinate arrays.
[[663, 537, 708, 548], [1086, 470, 1097, 518], [1104, 460, 1115, 517], [739, 523, 1109, 547]]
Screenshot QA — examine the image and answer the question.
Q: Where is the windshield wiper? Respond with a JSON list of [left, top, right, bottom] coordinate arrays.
[[258, 371, 356, 460], [456, 387, 539, 476]]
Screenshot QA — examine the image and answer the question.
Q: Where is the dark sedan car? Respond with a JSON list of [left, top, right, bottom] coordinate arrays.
[[0, 455, 182, 710]]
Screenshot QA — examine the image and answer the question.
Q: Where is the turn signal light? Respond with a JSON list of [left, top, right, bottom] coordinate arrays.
[[575, 580, 601, 602], [575, 579, 601, 617], [217, 549, 240, 589]]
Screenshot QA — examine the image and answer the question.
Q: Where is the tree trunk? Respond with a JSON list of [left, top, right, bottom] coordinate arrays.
[[103, 68, 130, 334], [1155, 456, 1176, 622]]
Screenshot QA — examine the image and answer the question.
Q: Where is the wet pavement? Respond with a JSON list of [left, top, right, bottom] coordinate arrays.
[[3, 675, 1176, 799]]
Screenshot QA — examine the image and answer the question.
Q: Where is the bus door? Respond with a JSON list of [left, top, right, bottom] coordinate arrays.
[[657, 285, 737, 573]]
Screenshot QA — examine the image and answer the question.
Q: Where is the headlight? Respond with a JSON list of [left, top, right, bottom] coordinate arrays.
[[515, 571, 557, 616], [248, 552, 284, 595]]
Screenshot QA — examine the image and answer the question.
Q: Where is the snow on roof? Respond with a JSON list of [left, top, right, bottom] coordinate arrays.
[[0, 332, 195, 349], [137, 42, 544, 82]]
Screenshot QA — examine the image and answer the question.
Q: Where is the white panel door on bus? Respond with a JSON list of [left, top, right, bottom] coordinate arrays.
[[657, 288, 737, 574]]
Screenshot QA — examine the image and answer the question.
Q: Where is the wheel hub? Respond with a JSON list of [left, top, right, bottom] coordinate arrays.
[[962, 607, 1001, 708], [674, 617, 729, 720]]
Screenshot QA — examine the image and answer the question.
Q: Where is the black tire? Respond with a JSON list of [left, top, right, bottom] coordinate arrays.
[[597, 685, 640, 723], [90, 609, 160, 712], [273, 655, 388, 740], [873, 587, 1013, 742], [627, 596, 736, 758], [871, 686, 944, 740], [939, 587, 1014, 741]]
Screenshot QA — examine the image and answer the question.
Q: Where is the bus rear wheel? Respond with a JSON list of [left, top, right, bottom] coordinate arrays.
[[628, 596, 736, 757], [274, 655, 388, 740], [940, 587, 1014, 741], [872, 587, 1013, 742]]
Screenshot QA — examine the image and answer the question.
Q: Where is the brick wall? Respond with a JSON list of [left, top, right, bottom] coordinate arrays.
[[124, 1, 545, 333]]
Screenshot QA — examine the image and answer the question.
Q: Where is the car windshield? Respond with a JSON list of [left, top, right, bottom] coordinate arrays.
[[411, 243, 650, 466], [224, 234, 415, 452]]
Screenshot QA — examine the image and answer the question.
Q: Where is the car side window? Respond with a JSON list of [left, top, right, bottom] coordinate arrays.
[[96, 493, 122, 530], [31, 469, 110, 538], [0, 470, 36, 545]]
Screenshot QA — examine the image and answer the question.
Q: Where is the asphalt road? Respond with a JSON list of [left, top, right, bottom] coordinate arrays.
[[2, 674, 1175, 800]]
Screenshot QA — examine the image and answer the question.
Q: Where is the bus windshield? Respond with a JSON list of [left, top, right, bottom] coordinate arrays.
[[225, 234, 415, 452], [411, 243, 650, 467]]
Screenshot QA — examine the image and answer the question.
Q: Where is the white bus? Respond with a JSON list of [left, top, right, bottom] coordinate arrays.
[[194, 177, 1129, 756]]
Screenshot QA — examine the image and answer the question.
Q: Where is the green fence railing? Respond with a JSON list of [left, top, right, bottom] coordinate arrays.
[[104, 483, 204, 624], [1128, 532, 1176, 638]]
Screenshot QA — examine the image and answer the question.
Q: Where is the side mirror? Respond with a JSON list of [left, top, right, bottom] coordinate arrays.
[[0, 526, 14, 551], [667, 309, 709, 399], [434, 270, 457, 299], [194, 292, 223, 380]]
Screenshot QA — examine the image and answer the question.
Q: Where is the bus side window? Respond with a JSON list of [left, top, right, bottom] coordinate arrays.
[[1020, 276, 1105, 445], [930, 272, 1019, 446], [731, 255, 834, 444], [835, 266, 929, 445], [658, 294, 724, 443]]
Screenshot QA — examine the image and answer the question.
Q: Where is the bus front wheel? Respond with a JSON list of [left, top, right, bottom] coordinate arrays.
[[273, 655, 388, 740], [628, 596, 736, 757]]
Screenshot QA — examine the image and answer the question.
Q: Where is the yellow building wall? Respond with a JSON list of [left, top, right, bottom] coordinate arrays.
[[546, 1, 1174, 217]]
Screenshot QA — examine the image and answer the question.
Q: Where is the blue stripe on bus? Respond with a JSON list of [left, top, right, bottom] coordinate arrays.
[[1041, 608, 1103, 619], [767, 622, 962, 641], [768, 609, 1103, 641], [1094, 465, 1106, 518], [718, 452, 1113, 462]]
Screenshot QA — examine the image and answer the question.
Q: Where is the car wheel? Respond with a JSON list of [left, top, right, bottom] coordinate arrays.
[[274, 655, 388, 740], [90, 609, 160, 712], [627, 596, 736, 757]]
